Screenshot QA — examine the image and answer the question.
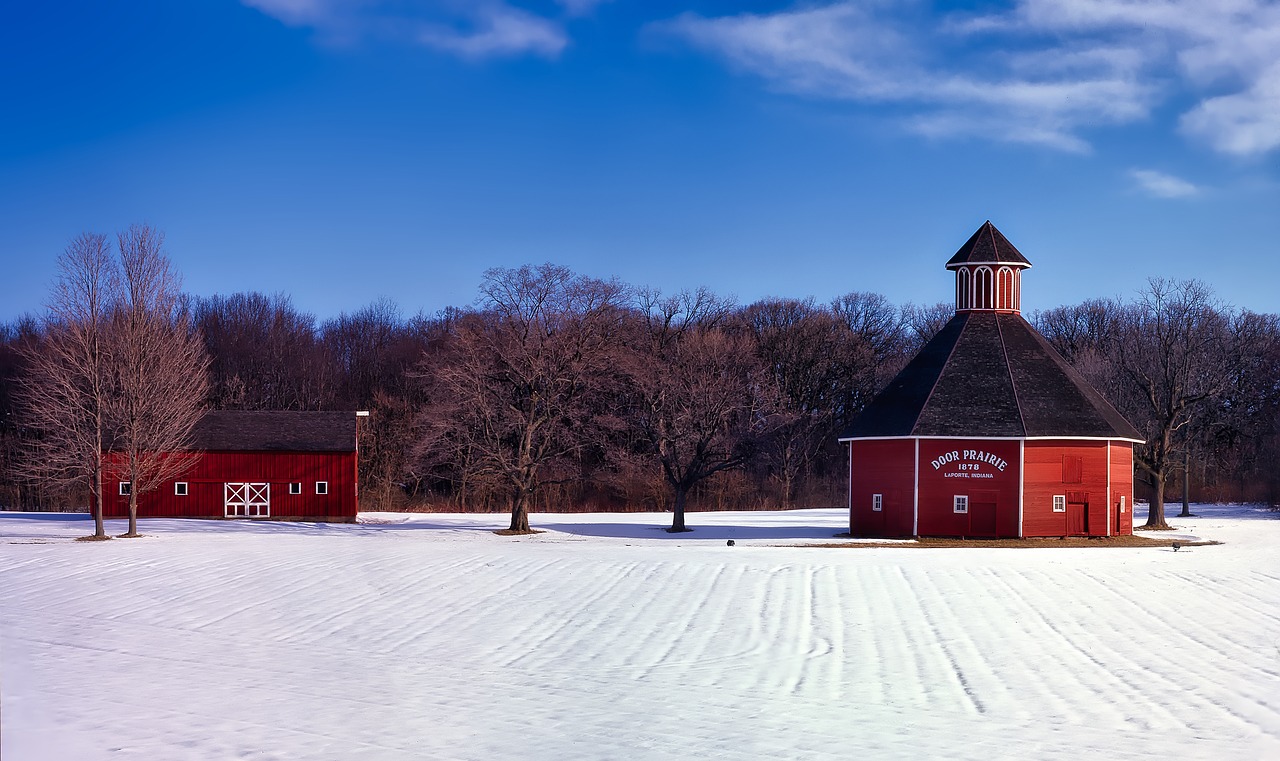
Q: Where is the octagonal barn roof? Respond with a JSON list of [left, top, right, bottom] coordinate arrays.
[[843, 312, 1143, 440]]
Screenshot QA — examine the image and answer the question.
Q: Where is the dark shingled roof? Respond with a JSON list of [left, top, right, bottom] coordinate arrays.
[[189, 411, 357, 452], [844, 312, 1143, 440], [945, 221, 1032, 269]]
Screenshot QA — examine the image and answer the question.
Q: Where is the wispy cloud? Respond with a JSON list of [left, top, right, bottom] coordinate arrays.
[[657, 1, 1280, 156], [243, 0, 571, 59], [1128, 169, 1201, 199]]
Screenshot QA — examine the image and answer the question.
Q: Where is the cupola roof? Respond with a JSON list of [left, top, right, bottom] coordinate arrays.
[[946, 221, 1032, 269]]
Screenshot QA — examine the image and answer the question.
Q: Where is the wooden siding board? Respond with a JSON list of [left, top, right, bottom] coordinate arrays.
[[917, 439, 1021, 538], [1022, 441, 1110, 537], [850, 440, 916, 537]]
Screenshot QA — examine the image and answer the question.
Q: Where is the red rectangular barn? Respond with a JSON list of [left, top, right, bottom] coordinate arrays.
[[101, 411, 360, 522]]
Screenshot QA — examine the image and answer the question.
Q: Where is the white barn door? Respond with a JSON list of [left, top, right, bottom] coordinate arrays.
[[225, 483, 270, 518]]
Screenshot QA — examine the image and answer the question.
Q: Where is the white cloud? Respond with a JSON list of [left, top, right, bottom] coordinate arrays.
[[1180, 62, 1280, 155], [1128, 169, 1201, 199], [419, 6, 566, 59], [659, 0, 1280, 156], [243, 0, 570, 59], [556, 0, 612, 16]]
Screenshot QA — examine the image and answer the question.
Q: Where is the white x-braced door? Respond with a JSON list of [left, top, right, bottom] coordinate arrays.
[[225, 482, 270, 518]]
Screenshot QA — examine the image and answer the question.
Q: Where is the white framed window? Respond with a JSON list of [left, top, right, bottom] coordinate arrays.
[[119, 481, 132, 496], [872, 493, 883, 512], [174, 482, 188, 496], [953, 495, 968, 514], [1053, 495, 1066, 513], [316, 481, 328, 495], [1120, 496, 1126, 513], [289, 483, 302, 495]]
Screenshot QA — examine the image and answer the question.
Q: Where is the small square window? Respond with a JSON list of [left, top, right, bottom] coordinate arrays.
[[289, 483, 301, 495], [953, 495, 968, 514], [175, 482, 188, 496], [1053, 495, 1066, 513], [316, 481, 328, 495], [119, 482, 132, 496], [872, 494, 883, 512]]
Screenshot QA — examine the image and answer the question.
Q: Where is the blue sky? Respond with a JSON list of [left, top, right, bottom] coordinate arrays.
[[3, 1, 1278, 323]]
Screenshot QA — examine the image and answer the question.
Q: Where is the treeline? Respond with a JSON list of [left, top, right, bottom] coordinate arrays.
[[3, 254, 1279, 526]]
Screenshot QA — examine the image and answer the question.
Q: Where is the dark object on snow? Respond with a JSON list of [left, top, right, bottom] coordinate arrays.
[[726, 539, 735, 547], [1172, 542, 1182, 552]]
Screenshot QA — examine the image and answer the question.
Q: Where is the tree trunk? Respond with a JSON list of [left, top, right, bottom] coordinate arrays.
[[509, 490, 531, 532], [1144, 473, 1169, 529], [124, 487, 139, 537], [668, 485, 691, 532], [92, 466, 105, 538], [1179, 451, 1193, 517]]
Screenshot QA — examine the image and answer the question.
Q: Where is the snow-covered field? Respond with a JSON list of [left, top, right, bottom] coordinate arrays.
[[2, 504, 1277, 760]]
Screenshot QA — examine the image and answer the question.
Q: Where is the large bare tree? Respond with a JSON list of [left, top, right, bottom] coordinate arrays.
[[104, 225, 210, 537], [420, 264, 625, 532], [742, 297, 874, 506], [1109, 280, 1241, 529], [18, 234, 119, 537], [622, 289, 780, 532]]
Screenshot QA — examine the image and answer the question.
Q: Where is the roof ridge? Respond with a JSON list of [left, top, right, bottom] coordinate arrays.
[[1011, 315, 1144, 440], [995, 314, 1028, 437], [909, 312, 967, 435]]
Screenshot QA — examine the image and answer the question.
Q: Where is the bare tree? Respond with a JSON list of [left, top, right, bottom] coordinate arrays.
[[105, 225, 209, 537], [18, 234, 119, 537], [419, 264, 625, 532], [742, 297, 874, 506], [622, 289, 780, 532], [1107, 280, 1239, 529], [900, 301, 954, 351], [196, 292, 328, 411]]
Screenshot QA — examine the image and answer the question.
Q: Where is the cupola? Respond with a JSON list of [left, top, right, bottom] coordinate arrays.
[[945, 221, 1032, 313]]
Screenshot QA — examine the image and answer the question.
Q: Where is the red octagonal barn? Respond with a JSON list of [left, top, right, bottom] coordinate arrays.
[[841, 222, 1144, 538]]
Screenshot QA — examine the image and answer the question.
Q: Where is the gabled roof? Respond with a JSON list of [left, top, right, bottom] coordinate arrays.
[[945, 221, 1032, 269], [843, 312, 1143, 440], [190, 411, 357, 452]]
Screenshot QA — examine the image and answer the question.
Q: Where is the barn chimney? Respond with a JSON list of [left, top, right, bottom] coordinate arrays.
[[945, 221, 1032, 314]]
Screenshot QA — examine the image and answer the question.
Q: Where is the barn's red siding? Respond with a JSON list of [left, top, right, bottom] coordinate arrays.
[[102, 450, 358, 521], [917, 439, 1021, 538], [1022, 440, 1111, 537], [849, 439, 916, 537], [1110, 442, 1134, 535]]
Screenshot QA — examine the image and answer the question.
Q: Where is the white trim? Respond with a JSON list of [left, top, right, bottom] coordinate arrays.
[[316, 481, 328, 495], [872, 493, 883, 512], [174, 482, 188, 496], [974, 266, 994, 309], [1053, 494, 1067, 512], [847, 442, 853, 533], [289, 482, 302, 495], [946, 262, 1032, 270], [913, 438, 920, 535], [1018, 439, 1025, 537], [119, 481, 131, 496], [954, 495, 969, 514], [997, 266, 1014, 310]]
